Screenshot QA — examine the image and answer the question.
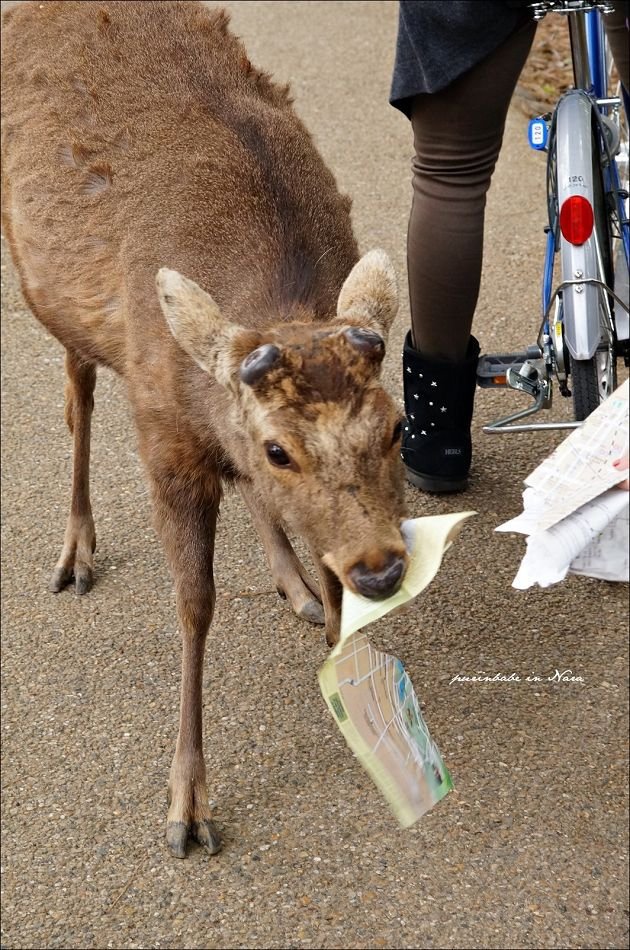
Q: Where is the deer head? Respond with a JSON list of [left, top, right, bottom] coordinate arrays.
[[157, 250, 408, 599]]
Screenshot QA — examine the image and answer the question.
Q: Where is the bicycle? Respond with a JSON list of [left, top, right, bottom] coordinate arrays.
[[477, 0, 630, 433]]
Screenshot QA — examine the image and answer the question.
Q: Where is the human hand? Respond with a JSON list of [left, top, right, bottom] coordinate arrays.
[[613, 450, 629, 490]]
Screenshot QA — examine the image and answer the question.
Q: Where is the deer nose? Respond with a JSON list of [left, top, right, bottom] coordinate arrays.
[[348, 553, 406, 600]]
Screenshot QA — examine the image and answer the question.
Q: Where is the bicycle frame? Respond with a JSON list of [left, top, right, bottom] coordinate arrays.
[[480, 0, 630, 433]]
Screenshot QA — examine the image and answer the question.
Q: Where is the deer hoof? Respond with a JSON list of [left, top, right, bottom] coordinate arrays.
[[50, 518, 96, 595], [74, 564, 94, 595], [194, 818, 223, 855], [298, 599, 325, 625], [276, 584, 324, 625], [50, 565, 73, 593], [49, 562, 94, 595], [166, 821, 189, 859], [166, 819, 222, 859]]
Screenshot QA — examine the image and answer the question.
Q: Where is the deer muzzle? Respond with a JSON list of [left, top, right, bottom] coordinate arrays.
[[347, 552, 406, 600]]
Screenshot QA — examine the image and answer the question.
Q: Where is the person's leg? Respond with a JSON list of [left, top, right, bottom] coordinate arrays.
[[402, 18, 536, 491], [408, 18, 537, 360]]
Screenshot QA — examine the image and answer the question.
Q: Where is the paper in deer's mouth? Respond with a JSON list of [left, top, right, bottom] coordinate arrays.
[[338, 512, 476, 640]]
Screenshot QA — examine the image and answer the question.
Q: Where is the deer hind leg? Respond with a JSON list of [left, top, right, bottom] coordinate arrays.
[[50, 351, 97, 595], [239, 483, 324, 626], [148, 464, 222, 859], [308, 547, 343, 648]]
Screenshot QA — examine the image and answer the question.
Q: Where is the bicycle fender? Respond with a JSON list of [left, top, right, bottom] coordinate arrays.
[[555, 91, 602, 361]]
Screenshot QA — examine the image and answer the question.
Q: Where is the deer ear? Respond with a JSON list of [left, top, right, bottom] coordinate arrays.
[[336, 250, 398, 339], [156, 268, 242, 385]]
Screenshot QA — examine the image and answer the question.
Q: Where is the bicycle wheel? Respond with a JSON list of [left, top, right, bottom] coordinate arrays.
[[569, 123, 617, 421], [570, 349, 616, 420]]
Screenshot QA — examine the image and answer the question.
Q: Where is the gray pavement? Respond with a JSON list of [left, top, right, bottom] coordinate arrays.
[[1, 2, 628, 949]]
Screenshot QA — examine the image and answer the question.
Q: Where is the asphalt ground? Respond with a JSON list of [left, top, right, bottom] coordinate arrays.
[[1, 2, 628, 948]]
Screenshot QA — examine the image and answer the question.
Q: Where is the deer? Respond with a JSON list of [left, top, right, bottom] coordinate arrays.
[[1, 0, 409, 858]]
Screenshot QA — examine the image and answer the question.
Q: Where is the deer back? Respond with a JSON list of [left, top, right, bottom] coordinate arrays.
[[1, 0, 358, 374]]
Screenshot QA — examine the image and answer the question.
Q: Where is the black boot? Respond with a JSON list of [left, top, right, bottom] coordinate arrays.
[[401, 332, 480, 492]]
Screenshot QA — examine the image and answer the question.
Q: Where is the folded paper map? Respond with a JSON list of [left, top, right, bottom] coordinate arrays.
[[497, 378, 629, 588], [319, 511, 475, 827]]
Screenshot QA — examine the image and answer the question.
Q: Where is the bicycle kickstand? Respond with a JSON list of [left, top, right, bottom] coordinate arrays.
[[477, 348, 581, 433]]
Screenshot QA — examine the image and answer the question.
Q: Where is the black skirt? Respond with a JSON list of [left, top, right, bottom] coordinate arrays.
[[390, 0, 534, 116]]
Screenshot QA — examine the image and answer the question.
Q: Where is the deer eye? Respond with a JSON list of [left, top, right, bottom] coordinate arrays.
[[391, 420, 403, 446], [265, 442, 292, 467]]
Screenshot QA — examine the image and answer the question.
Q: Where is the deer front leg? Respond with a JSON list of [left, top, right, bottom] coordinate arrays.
[[308, 547, 343, 648], [150, 469, 222, 859], [50, 351, 97, 595], [239, 482, 324, 625]]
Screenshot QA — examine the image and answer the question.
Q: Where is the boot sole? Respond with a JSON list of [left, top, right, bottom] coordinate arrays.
[[405, 467, 469, 493]]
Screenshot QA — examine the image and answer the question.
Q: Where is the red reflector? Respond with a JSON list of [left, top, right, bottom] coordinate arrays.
[[559, 195, 594, 245]]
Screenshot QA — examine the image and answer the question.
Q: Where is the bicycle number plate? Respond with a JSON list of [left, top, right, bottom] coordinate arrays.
[[528, 118, 549, 151]]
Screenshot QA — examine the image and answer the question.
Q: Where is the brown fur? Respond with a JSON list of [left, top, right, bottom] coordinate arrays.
[[1, 0, 407, 857]]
